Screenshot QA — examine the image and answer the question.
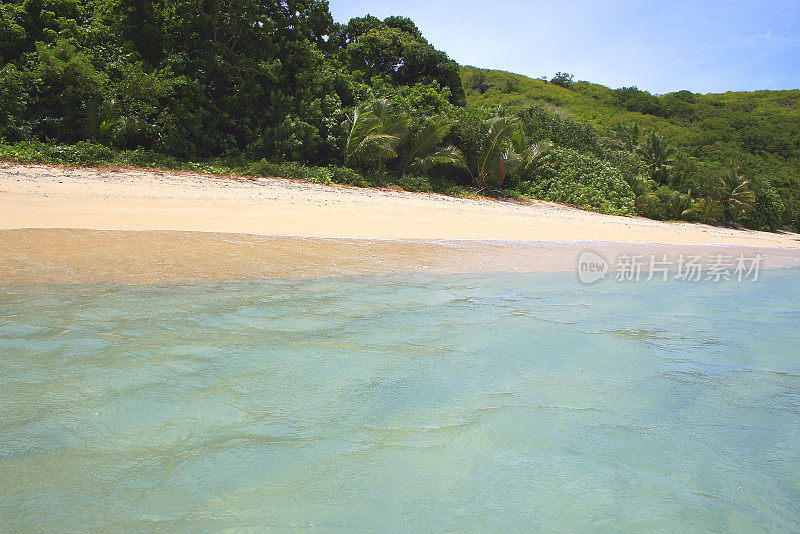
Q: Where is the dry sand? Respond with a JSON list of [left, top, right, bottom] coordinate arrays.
[[1, 163, 799, 283], [4, 162, 800, 245]]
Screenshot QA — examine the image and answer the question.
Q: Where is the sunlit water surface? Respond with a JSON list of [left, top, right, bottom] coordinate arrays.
[[1, 271, 799, 531]]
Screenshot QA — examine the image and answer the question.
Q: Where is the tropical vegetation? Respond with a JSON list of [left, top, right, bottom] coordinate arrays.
[[1, 0, 798, 231]]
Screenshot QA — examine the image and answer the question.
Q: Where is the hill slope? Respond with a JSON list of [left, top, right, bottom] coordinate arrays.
[[462, 65, 800, 151], [461, 66, 800, 231]]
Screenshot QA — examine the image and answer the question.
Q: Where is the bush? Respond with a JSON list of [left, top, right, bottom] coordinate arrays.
[[614, 87, 670, 117], [395, 174, 432, 192], [603, 149, 648, 183], [517, 106, 602, 155], [0, 140, 115, 166], [329, 166, 370, 187], [365, 173, 433, 192], [245, 160, 374, 187], [246, 160, 333, 184], [515, 147, 635, 216], [0, 64, 28, 142], [114, 149, 181, 168], [634, 192, 664, 219], [744, 174, 785, 231]]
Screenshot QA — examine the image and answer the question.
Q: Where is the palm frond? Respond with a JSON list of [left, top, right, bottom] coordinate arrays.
[[683, 197, 722, 223], [517, 140, 552, 178], [477, 117, 520, 185], [399, 116, 453, 176], [409, 145, 466, 174]]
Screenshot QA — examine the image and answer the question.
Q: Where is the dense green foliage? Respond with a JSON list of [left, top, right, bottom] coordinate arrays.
[[513, 148, 635, 216], [1, 1, 798, 230], [463, 65, 800, 230], [0, 1, 463, 159]]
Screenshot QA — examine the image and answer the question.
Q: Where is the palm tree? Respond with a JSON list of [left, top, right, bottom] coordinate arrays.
[[343, 100, 401, 167], [466, 116, 521, 188], [611, 123, 641, 153], [510, 129, 552, 179], [398, 116, 465, 177], [683, 197, 722, 224], [493, 104, 510, 117], [82, 97, 139, 144], [637, 131, 675, 184], [627, 173, 652, 197], [663, 190, 692, 220], [370, 99, 411, 139], [719, 166, 756, 224], [626, 174, 659, 214]]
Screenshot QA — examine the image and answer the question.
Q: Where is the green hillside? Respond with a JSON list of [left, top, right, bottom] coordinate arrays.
[[462, 65, 800, 230], [463, 65, 800, 149]]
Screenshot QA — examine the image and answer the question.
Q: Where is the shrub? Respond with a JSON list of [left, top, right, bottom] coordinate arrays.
[[386, 173, 433, 192], [550, 72, 574, 89], [0, 65, 28, 142], [635, 192, 664, 219], [743, 174, 785, 231], [244, 161, 379, 188], [614, 87, 670, 117], [246, 160, 341, 185], [0, 140, 115, 166], [329, 166, 370, 187], [517, 106, 602, 155], [516, 147, 635, 216], [114, 149, 181, 168], [603, 149, 648, 183]]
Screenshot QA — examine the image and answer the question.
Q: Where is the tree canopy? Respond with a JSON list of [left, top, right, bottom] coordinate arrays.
[[0, 1, 463, 161]]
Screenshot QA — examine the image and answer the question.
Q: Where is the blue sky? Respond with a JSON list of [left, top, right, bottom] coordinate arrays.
[[328, 0, 800, 94]]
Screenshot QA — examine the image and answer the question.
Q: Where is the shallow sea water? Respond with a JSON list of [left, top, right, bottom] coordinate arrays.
[[1, 270, 799, 531]]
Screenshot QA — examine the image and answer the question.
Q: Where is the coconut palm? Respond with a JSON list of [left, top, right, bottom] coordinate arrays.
[[493, 104, 510, 117], [683, 197, 722, 224], [398, 116, 465, 177], [82, 97, 139, 144], [626, 173, 652, 197], [510, 129, 552, 180], [625, 174, 660, 214], [719, 167, 756, 224], [637, 131, 675, 184], [466, 116, 521, 188], [663, 190, 693, 220], [343, 101, 401, 167], [370, 98, 411, 139]]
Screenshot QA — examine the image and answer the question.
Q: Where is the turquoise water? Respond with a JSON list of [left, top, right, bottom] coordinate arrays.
[[1, 271, 799, 532]]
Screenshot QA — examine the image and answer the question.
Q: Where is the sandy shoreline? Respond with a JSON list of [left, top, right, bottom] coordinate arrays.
[[2, 228, 798, 284], [2, 163, 799, 283]]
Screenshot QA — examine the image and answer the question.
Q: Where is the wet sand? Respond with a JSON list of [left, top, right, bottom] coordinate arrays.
[[2, 229, 799, 284]]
